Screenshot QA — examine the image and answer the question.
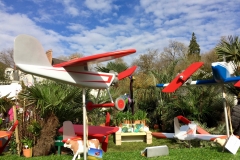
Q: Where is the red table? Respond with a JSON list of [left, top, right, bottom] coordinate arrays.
[[59, 125, 119, 138], [0, 131, 12, 138], [58, 124, 119, 152]]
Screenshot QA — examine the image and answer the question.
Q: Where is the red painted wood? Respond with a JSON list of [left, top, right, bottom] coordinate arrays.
[[162, 62, 204, 92], [53, 49, 136, 67], [118, 66, 137, 80], [58, 125, 118, 139], [0, 120, 18, 154], [234, 80, 240, 88]]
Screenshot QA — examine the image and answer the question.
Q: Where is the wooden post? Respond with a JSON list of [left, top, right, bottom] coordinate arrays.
[[13, 105, 20, 155]]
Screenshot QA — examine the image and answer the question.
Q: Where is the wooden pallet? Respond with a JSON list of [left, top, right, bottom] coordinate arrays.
[[114, 131, 152, 145]]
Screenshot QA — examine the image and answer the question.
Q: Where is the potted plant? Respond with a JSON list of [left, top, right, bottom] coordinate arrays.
[[133, 110, 141, 124], [123, 111, 132, 124], [134, 110, 149, 126], [21, 137, 33, 158], [116, 112, 124, 127]]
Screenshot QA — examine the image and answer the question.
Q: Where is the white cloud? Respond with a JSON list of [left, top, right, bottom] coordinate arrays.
[[56, 0, 80, 16], [84, 0, 113, 13], [99, 18, 111, 24], [0, 0, 239, 66], [33, 9, 53, 23], [0, 0, 13, 12], [0, 0, 4, 8], [0, 11, 72, 57], [67, 23, 86, 32]]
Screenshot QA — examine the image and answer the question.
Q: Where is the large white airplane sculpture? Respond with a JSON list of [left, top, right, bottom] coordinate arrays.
[[152, 117, 228, 141], [14, 34, 137, 111], [13, 34, 137, 160]]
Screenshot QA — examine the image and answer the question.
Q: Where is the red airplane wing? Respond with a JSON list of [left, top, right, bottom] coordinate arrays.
[[53, 49, 136, 67], [162, 62, 204, 93], [151, 132, 175, 139]]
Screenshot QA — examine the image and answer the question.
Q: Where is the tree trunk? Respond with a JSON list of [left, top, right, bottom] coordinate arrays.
[[33, 113, 59, 156]]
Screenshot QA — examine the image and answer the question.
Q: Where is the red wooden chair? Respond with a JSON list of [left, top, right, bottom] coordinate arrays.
[[0, 120, 19, 154]]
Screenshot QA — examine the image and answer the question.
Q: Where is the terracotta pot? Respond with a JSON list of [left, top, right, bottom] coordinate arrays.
[[134, 120, 141, 124], [141, 120, 146, 126], [124, 120, 130, 124], [23, 148, 32, 158]]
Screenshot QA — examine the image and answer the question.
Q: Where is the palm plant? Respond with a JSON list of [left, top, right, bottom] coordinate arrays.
[[0, 94, 13, 114], [134, 60, 178, 129], [95, 61, 128, 73], [215, 35, 240, 97], [19, 80, 84, 156], [215, 35, 240, 67]]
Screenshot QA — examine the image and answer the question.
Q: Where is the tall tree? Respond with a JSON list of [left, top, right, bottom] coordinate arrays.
[[188, 32, 201, 56], [132, 49, 159, 73], [160, 40, 189, 74]]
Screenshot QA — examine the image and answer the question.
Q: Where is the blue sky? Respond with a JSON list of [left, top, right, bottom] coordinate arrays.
[[0, 0, 239, 64]]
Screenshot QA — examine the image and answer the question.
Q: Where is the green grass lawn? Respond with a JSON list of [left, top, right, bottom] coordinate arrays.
[[1, 135, 240, 160]]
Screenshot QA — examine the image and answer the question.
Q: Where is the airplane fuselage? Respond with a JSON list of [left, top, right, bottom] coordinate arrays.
[[17, 64, 115, 89], [211, 62, 234, 83]]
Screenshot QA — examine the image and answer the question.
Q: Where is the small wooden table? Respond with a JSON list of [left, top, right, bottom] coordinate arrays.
[[58, 124, 119, 152], [114, 131, 152, 145], [58, 125, 119, 139]]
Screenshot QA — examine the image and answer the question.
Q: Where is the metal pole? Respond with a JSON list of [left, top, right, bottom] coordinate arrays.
[[130, 76, 134, 115], [222, 85, 230, 137], [82, 88, 87, 160], [222, 54, 230, 137]]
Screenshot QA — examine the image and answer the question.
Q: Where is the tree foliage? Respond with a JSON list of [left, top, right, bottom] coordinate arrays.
[[188, 32, 200, 56], [57, 52, 84, 61], [0, 48, 15, 68], [95, 59, 128, 73], [132, 49, 159, 73], [201, 49, 218, 72], [215, 35, 240, 97], [19, 80, 85, 122], [0, 62, 8, 81], [215, 35, 240, 67]]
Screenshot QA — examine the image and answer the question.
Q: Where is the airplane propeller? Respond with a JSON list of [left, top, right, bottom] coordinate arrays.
[[86, 66, 137, 111]]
